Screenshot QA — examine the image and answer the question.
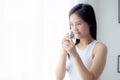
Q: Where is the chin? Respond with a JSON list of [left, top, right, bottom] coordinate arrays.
[[75, 35, 80, 39]]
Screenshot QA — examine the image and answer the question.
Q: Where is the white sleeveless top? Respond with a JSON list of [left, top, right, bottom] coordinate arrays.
[[66, 40, 97, 80]]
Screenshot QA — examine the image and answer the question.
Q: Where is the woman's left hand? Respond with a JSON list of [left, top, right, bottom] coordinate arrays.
[[62, 33, 77, 57]]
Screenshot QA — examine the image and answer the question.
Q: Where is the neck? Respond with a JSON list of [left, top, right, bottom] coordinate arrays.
[[78, 35, 94, 47]]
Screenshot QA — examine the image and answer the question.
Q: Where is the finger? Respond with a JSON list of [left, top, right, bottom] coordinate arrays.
[[62, 37, 70, 44], [62, 43, 69, 51], [64, 36, 73, 44], [62, 33, 72, 44], [64, 36, 71, 41], [62, 37, 74, 46], [69, 38, 74, 44], [62, 41, 70, 46], [62, 38, 70, 45], [63, 33, 69, 38]]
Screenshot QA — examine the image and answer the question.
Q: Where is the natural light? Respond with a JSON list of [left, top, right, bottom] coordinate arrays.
[[0, 0, 84, 80], [43, 0, 79, 80]]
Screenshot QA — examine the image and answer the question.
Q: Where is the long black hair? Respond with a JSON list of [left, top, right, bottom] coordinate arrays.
[[69, 3, 97, 45]]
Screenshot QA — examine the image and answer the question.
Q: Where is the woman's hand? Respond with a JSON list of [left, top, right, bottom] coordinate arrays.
[[62, 33, 77, 57]]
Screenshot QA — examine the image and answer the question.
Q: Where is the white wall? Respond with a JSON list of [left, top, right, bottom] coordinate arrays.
[[95, 0, 120, 79], [78, 0, 120, 80]]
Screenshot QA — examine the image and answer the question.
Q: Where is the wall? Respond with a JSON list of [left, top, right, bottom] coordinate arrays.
[[78, 0, 120, 80]]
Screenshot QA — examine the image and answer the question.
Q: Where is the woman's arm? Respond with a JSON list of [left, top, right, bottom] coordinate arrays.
[[55, 50, 67, 80], [72, 42, 107, 80], [55, 33, 70, 80]]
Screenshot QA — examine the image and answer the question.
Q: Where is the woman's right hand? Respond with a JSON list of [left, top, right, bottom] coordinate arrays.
[[61, 33, 69, 56]]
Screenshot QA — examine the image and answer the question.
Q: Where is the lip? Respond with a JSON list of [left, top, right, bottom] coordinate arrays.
[[74, 32, 80, 34]]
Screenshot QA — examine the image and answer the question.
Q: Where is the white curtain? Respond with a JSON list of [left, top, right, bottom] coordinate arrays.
[[43, 0, 80, 80], [0, 0, 43, 80], [0, 0, 83, 80]]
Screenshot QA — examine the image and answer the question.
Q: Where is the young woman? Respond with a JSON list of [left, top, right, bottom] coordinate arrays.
[[56, 3, 107, 80]]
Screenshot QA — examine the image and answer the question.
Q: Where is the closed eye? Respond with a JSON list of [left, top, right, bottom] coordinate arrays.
[[76, 23, 81, 25]]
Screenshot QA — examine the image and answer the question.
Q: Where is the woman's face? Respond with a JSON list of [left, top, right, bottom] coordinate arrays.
[[70, 13, 90, 39]]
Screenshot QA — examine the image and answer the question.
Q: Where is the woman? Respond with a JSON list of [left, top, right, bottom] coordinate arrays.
[[56, 3, 107, 80]]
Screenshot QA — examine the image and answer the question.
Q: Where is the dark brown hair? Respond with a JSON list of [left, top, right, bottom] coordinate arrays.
[[69, 3, 97, 45], [68, 3, 97, 58]]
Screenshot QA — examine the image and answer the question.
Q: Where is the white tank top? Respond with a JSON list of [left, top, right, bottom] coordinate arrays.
[[66, 40, 97, 80]]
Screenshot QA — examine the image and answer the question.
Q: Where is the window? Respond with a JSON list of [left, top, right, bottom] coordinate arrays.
[[0, 0, 80, 80], [43, 0, 79, 80]]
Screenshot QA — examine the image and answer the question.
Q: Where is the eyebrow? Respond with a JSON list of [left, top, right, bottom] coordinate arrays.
[[70, 20, 82, 24]]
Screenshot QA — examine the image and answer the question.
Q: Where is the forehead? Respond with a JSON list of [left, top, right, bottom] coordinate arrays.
[[70, 13, 83, 22]]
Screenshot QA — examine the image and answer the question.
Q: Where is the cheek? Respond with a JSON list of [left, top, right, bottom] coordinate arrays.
[[81, 27, 90, 35]]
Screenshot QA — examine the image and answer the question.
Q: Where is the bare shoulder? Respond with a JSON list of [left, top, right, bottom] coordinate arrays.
[[95, 41, 107, 52], [93, 41, 107, 57]]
